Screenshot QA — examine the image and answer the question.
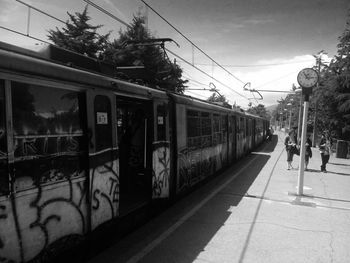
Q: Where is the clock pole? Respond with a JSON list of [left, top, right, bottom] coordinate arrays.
[[296, 68, 318, 196], [297, 95, 309, 195]]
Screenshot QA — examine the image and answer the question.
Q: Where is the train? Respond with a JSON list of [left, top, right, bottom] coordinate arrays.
[[0, 41, 269, 262]]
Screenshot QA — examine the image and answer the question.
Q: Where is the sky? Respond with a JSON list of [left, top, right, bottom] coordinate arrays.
[[1, 0, 349, 108]]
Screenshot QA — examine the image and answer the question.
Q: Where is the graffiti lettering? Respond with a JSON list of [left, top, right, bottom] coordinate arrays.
[[152, 145, 170, 198], [92, 189, 101, 210], [77, 181, 87, 208], [108, 177, 119, 203], [15, 134, 82, 159]]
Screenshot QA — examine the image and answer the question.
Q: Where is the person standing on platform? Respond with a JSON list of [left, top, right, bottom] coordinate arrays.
[[285, 130, 296, 170], [305, 134, 312, 171], [319, 133, 331, 173]]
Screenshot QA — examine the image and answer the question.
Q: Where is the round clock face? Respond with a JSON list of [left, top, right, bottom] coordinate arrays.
[[297, 68, 318, 88]]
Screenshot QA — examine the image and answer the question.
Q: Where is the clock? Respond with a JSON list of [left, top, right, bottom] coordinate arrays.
[[297, 68, 318, 88]]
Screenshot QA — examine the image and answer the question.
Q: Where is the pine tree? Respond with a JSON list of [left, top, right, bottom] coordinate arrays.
[[102, 15, 187, 93], [47, 6, 110, 58]]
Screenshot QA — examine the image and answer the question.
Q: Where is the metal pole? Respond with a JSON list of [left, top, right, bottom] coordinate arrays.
[[297, 99, 309, 195], [297, 95, 303, 143]]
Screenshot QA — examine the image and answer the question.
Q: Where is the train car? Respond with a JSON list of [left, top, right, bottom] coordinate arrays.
[[0, 41, 268, 262], [169, 94, 232, 196]]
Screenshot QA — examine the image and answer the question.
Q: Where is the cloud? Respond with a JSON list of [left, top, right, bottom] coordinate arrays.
[[223, 16, 275, 31], [182, 54, 334, 108]]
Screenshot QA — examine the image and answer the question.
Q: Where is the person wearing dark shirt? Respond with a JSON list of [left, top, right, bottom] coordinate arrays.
[[319, 133, 331, 172], [285, 130, 296, 170], [305, 134, 312, 171]]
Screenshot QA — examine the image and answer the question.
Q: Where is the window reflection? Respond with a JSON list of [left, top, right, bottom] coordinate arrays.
[[12, 82, 86, 190]]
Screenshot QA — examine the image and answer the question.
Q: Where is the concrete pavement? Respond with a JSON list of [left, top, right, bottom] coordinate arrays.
[[88, 131, 350, 263]]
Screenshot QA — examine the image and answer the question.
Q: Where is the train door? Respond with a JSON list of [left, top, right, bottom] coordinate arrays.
[[89, 93, 119, 230], [116, 97, 153, 215]]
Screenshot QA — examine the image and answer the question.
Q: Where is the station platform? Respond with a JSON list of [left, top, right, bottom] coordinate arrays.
[[88, 131, 350, 263]]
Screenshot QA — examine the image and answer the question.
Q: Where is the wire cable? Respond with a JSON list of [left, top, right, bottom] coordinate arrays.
[[194, 60, 314, 68], [0, 26, 52, 45], [15, 0, 66, 24], [82, 0, 130, 28], [140, 0, 246, 85], [166, 48, 249, 99], [82, 0, 251, 100]]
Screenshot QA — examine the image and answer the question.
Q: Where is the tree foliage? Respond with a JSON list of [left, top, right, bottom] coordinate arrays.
[[310, 10, 350, 139], [47, 9, 187, 93], [102, 15, 188, 93], [247, 104, 269, 119], [47, 6, 110, 58], [207, 93, 232, 109]]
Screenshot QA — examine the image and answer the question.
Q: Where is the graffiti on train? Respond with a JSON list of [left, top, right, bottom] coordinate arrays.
[[177, 144, 227, 193], [90, 158, 119, 230], [13, 131, 85, 189], [152, 142, 170, 198], [0, 176, 88, 263]]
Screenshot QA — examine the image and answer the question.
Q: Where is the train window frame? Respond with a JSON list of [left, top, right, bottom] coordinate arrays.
[[186, 109, 213, 149], [187, 109, 201, 148], [10, 80, 88, 192], [0, 80, 10, 195], [221, 115, 228, 143], [213, 114, 222, 145]]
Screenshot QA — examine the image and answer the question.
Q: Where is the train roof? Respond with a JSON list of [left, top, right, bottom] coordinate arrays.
[[0, 41, 268, 121], [0, 41, 168, 100]]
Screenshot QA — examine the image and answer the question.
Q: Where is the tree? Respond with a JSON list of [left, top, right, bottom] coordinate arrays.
[[47, 6, 110, 58], [247, 104, 269, 119], [310, 10, 350, 139], [102, 15, 188, 93], [207, 93, 232, 109]]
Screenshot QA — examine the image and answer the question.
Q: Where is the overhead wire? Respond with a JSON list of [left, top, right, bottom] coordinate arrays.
[[15, 0, 66, 24], [140, 0, 247, 87], [82, 0, 130, 28], [7, 0, 254, 103], [253, 70, 300, 89], [166, 48, 249, 99], [194, 59, 314, 68], [0, 26, 52, 45]]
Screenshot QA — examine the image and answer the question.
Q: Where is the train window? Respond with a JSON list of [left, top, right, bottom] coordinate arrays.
[[240, 117, 245, 134], [213, 114, 222, 145], [11, 82, 86, 191], [0, 80, 8, 195], [201, 112, 212, 147], [187, 110, 215, 148], [187, 110, 200, 138], [187, 110, 201, 148], [222, 115, 227, 143]]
